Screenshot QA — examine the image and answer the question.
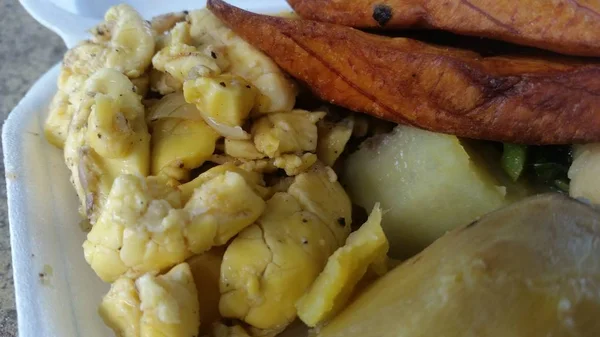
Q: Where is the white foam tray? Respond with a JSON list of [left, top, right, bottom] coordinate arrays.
[[5, 1, 293, 336]]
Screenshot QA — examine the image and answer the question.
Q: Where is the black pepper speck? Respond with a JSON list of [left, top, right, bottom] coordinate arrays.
[[373, 4, 393, 27], [337, 217, 346, 226]]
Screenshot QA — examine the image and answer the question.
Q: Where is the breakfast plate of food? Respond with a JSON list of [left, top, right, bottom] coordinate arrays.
[[5, 0, 600, 336]]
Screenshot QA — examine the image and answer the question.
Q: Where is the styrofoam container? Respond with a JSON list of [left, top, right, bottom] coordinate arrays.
[[5, 1, 299, 336]]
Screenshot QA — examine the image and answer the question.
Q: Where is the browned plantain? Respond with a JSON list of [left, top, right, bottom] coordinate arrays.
[[207, 0, 600, 145], [287, 0, 600, 57]]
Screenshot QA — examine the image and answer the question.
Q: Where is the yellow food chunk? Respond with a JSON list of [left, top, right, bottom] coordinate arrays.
[[219, 193, 339, 330], [184, 171, 266, 246], [225, 139, 266, 160], [273, 153, 317, 176], [45, 69, 87, 148], [342, 125, 518, 257], [296, 204, 389, 327], [150, 118, 220, 179], [569, 143, 600, 205], [184, 74, 258, 129], [317, 117, 354, 166], [178, 163, 269, 202], [83, 174, 186, 282], [288, 164, 352, 245], [156, 21, 192, 50], [213, 323, 252, 337], [45, 91, 74, 148], [63, 4, 154, 78], [146, 92, 202, 123], [187, 248, 224, 336], [150, 69, 182, 95], [99, 263, 200, 337], [252, 110, 325, 158], [188, 9, 297, 113], [86, 95, 138, 159], [84, 168, 265, 282], [99, 275, 142, 337], [153, 43, 221, 84], [64, 69, 150, 223], [238, 159, 278, 175]]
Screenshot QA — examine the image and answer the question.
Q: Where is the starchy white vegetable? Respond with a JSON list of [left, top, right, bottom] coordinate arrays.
[[343, 125, 512, 257], [317, 194, 600, 337], [569, 143, 600, 205]]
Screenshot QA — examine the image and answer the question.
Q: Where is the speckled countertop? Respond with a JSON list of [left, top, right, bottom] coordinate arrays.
[[0, 1, 66, 335]]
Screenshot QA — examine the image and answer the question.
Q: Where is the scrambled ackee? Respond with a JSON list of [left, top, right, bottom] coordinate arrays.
[[44, 4, 389, 337]]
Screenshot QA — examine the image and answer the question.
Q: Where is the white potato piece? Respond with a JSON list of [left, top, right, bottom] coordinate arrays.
[[569, 143, 600, 205], [317, 194, 600, 337], [342, 125, 513, 257]]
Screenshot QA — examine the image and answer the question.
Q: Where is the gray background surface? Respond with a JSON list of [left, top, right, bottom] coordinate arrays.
[[0, 1, 66, 335]]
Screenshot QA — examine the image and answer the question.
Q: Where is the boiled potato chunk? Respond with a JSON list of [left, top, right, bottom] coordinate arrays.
[[296, 204, 388, 327], [317, 194, 600, 337], [343, 125, 511, 257], [569, 143, 600, 205], [151, 118, 220, 178]]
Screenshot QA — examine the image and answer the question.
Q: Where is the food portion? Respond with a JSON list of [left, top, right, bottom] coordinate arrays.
[[343, 125, 527, 257], [64, 4, 155, 78], [207, 0, 600, 145], [99, 263, 199, 337], [296, 204, 388, 327], [219, 165, 351, 331], [64, 68, 150, 223], [287, 0, 600, 57], [186, 248, 224, 336], [569, 144, 600, 205], [43, 2, 600, 337], [317, 194, 600, 337]]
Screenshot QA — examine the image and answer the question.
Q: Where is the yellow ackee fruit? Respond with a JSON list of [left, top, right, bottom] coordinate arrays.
[[99, 263, 199, 337], [150, 118, 220, 178], [219, 192, 339, 331], [186, 248, 225, 336], [296, 204, 389, 327], [252, 110, 325, 158], [184, 74, 258, 128]]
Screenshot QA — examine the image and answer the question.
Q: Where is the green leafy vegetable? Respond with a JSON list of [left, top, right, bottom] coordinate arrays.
[[528, 146, 573, 193], [501, 143, 527, 181]]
